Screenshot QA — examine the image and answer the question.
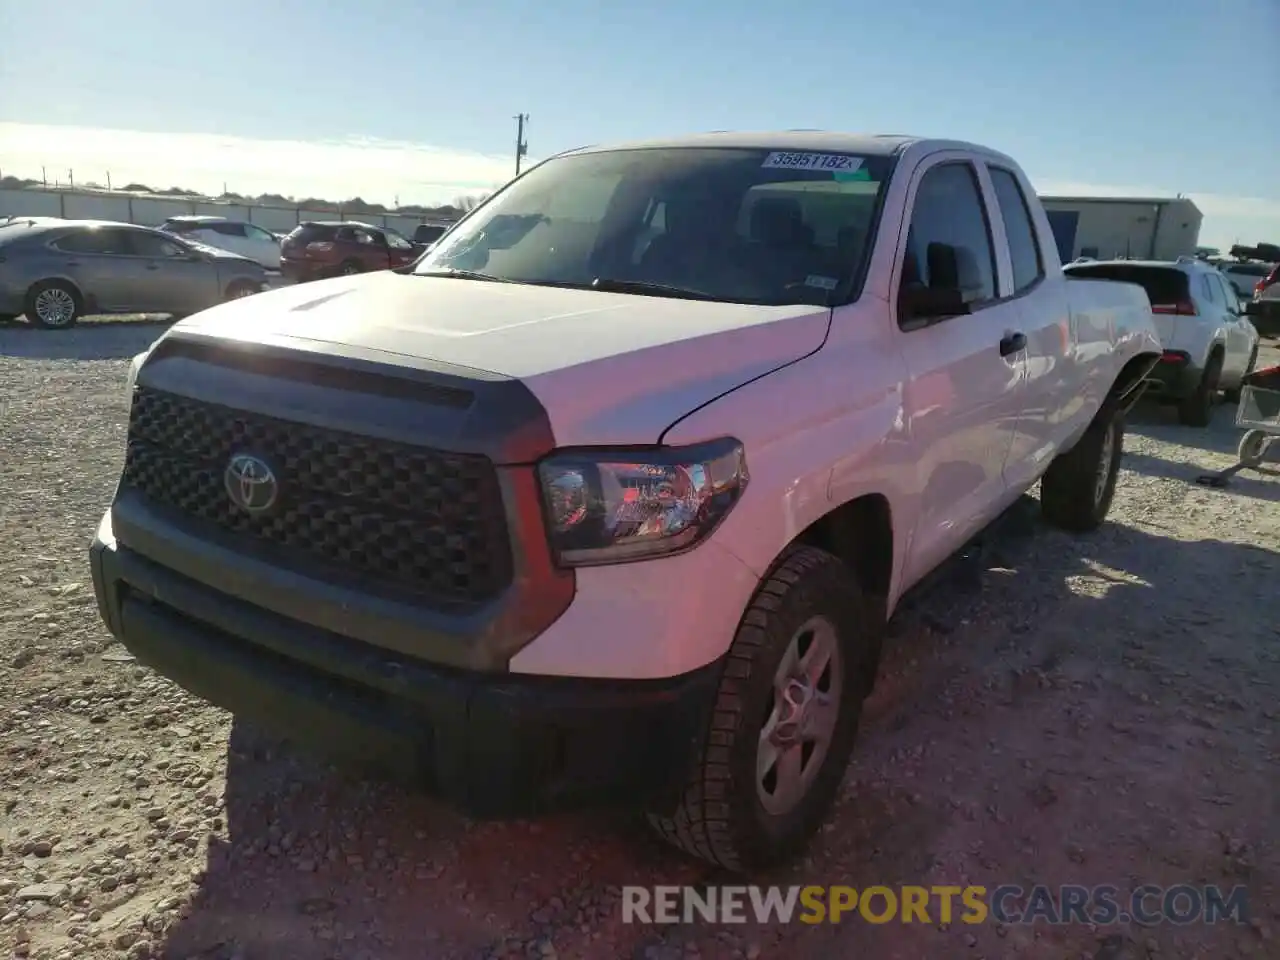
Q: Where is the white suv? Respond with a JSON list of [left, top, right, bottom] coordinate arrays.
[[159, 216, 282, 270], [1065, 257, 1260, 424]]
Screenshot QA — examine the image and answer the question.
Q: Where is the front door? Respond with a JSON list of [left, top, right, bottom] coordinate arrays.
[[894, 157, 1028, 586], [121, 229, 221, 315]]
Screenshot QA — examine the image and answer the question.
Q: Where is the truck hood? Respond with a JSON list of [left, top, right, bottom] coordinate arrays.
[[172, 271, 832, 446]]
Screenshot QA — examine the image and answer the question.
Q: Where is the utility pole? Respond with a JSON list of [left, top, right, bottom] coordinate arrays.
[[514, 113, 529, 177]]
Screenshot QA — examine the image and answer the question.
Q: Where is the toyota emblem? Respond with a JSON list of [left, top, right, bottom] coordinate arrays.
[[224, 453, 279, 514]]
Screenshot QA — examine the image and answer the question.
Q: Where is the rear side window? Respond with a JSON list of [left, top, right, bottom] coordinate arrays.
[[162, 220, 202, 235], [988, 167, 1044, 294], [1201, 273, 1220, 305], [52, 228, 131, 255], [209, 222, 246, 237], [1066, 264, 1190, 307], [414, 225, 446, 244], [287, 224, 337, 243]]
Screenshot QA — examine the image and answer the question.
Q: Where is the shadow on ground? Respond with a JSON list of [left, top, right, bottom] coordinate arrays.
[[155, 497, 1279, 960], [0, 318, 170, 360], [1123, 397, 1280, 503]]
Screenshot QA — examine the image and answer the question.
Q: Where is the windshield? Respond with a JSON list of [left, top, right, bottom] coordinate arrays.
[[413, 147, 895, 306]]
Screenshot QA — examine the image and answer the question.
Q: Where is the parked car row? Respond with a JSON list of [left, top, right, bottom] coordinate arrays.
[[0, 213, 459, 329], [0, 217, 270, 329]]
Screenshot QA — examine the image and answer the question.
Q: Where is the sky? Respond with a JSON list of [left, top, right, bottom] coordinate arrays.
[[0, 0, 1277, 250]]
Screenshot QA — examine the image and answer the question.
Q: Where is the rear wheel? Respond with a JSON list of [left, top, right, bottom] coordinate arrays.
[[645, 545, 875, 872], [339, 260, 362, 276], [24, 280, 82, 330], [1177, 351, 1223, 427], [1040, 404, 1124, 532]]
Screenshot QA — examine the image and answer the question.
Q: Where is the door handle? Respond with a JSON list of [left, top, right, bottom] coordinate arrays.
[[64, 261, 80, 267], [999, 332, 1027, 356], [145, 263, 160, 271]]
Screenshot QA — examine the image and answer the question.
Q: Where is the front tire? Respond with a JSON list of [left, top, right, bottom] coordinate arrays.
[[1223, 347, 1258, 405], [24, 280, 82, 330], [224, 280, 261, 301], [645, 545, 875, 872], [1040, 405, 1124, 532]]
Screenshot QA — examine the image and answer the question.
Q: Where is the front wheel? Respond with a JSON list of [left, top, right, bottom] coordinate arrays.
[[1223, 347, 1258, 405], [24, 280, 82, 330], [224, 280, 261, 301], [1040, 405, 1124, 532], [645, 545, 875, 872]]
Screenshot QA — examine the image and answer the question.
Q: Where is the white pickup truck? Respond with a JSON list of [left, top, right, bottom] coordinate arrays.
[[90, 132, 1161, 873]]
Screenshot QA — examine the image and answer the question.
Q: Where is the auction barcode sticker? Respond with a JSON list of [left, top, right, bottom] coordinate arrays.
[[761, 152, 864, 172]]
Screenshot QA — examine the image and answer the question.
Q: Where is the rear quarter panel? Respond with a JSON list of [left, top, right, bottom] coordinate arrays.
[[1061, 276, 1161, 443]]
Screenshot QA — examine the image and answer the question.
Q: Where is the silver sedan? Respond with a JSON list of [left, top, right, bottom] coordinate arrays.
[[0, 217, 268, 329]]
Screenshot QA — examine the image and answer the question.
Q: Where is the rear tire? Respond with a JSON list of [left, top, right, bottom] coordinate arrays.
[[1177, 351, 1222, 427], [339, 261, 362, 276], [1040, 404, 1124, 533], [24, 280, 82, 330], [644, 545, 875, 872]]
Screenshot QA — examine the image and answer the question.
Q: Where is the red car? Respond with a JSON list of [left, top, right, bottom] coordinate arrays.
[[279, 221, 424, 282]]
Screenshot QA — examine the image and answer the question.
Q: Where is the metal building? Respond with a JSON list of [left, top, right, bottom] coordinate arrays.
[[1039, 196, 1203, 264]]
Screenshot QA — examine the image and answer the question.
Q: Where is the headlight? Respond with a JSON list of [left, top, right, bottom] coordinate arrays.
[[537, 438, 748, 566]]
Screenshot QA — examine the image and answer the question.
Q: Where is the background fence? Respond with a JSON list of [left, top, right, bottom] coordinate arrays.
[[0, 186, 451, 236]]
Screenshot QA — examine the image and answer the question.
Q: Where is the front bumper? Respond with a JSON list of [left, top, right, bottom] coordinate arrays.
[[89, 512, 721, 817]]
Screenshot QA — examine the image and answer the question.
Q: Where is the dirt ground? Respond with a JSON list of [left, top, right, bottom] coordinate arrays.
[[2, 320, 1278, 960]]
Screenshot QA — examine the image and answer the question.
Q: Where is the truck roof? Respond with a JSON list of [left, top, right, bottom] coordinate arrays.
[[561, 131, 1018, 166]]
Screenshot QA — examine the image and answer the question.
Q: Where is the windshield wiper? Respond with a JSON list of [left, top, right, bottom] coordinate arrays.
[[415, 268, 522, 284], [586, 278, 717, 301]]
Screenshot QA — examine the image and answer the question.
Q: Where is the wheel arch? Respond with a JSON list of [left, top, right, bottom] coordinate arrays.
[[789, 491, 895, 683]]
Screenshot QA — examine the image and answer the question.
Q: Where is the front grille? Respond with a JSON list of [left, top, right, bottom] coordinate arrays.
[[121, 386, 513, 606]]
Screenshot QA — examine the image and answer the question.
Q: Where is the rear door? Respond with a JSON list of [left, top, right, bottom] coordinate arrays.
[[1208, 272, 1253, 382], [982, 163, 1073, 489], [355, 227, 392, 269], [241, 223, 281, 268], [49, 227, 143, 311], [893, 156, 1028, 584], [203, 221, 254, 259]]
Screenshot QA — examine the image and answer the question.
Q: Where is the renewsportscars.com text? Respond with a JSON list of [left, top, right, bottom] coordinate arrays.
[[622, 884, 1249, 926]]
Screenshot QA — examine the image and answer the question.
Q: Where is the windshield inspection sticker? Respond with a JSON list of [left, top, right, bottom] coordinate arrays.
[[805, 275, 839, 291], [761, 152, 864, 173]]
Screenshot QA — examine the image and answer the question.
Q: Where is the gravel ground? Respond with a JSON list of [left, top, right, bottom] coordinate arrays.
[[2, 321, 1278, 960]]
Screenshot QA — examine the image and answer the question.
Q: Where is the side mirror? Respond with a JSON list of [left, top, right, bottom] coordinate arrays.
[[900, 283, 971, 324], [1243, 300, 1264, 318]]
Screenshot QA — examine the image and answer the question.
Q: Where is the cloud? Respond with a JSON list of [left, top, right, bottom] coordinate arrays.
[[0, 122, 518, 204], [1, 123, 1276, 244]]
